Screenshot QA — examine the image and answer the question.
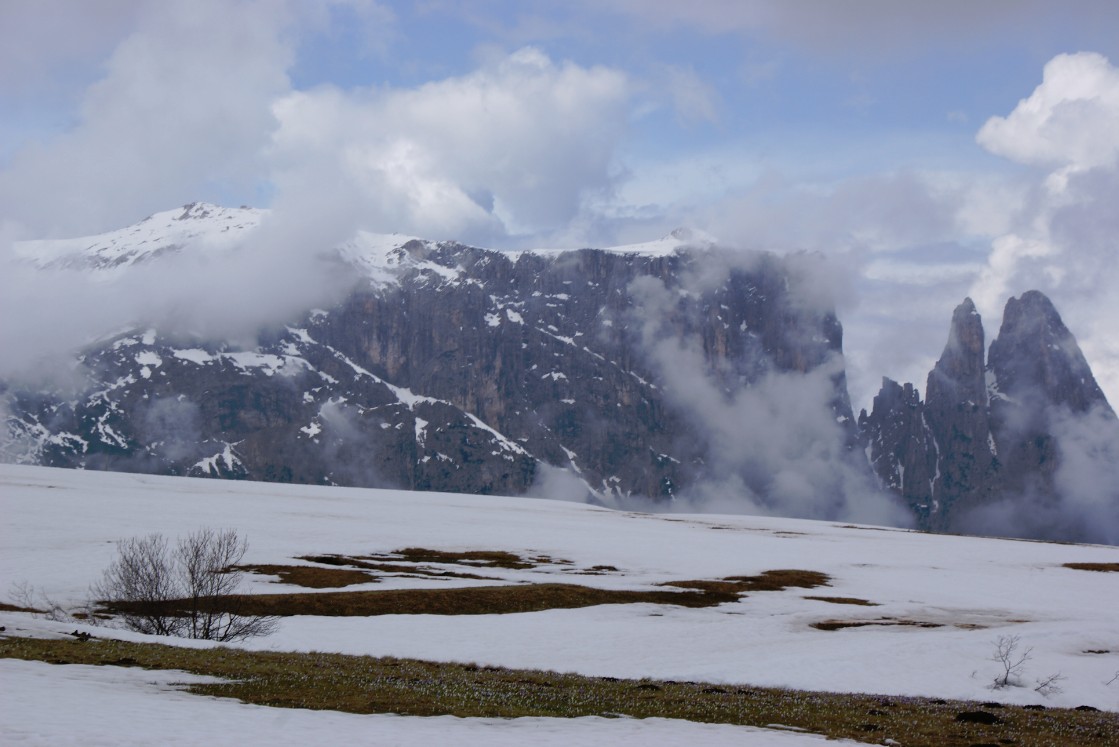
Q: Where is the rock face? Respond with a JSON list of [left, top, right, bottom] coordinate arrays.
[[3, 208, 864, 511], [6, 205, 1117, 541], [986, 291, 1115, 516], [860, 291, 1118, 540]]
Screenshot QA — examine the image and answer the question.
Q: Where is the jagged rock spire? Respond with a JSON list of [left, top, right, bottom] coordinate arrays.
[[860, 290, 1118, 542], [921, 297, 997, 529], [988, 290, 1111, 414]]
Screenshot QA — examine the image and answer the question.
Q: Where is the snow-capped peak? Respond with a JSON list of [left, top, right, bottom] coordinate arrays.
[[13, 202, 267, 272]]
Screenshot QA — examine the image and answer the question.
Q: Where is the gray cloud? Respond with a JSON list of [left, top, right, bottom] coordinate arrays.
[[626, 264, 911, 526], [0, 0, 295, 239], [959, 404, 1119, 544], [0, 37, 635, 381], [595, 1, 1119, 59]]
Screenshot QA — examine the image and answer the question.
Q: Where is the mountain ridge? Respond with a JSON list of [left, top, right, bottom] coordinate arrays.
[[5, 203, 1117, 543]]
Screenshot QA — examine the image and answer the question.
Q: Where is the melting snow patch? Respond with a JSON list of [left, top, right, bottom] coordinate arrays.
[[173, 349, 214, 365], [192, 443, 243, 475]]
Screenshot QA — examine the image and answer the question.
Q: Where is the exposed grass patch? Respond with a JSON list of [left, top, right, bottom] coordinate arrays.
[[569, 564, 621, 575], [239, 564, 376, 589], [1063, 563, 1119, 572], [0, 601, 43, 614], [666, 569, 830, 594], [803, 596, 879, 607], [382, 548, 538, 570], [98, 568, 830, 620], [105, 582, 740, 619], [297, 554, 495, 580], [2, 635, 1116, 746], [811, 618, 945, 631]]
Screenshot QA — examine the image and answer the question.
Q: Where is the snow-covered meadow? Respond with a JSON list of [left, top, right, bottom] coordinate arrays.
[[2, 463, 1118, 744]]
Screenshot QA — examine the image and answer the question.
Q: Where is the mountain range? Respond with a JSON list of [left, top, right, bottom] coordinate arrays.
[[3, 203, 1117, 543]]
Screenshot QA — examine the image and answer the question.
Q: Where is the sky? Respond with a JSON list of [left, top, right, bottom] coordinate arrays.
[[2, 0, 1119, 410]]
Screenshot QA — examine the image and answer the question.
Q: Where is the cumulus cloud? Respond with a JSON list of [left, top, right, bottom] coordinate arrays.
[[977, 52, 1119, 174], [0, 23, 634, 380], [268, 47, 631, 243], [971, 52, 1119, 407]]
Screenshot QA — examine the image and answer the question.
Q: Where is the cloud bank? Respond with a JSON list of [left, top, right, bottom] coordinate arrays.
[[971, 52, 1119, 410]]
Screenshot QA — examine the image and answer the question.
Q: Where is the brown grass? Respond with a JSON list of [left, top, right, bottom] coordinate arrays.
[[1063, 562, 1119, 572], [811, 618, 944, 631], [97, 567, 830, 620], [297, 555, 495, 580], [803, 596, 879, 606], [2, 635, 1116, 747], [0, 601, 43, 613], [383, 548, 537, 569], [108, 582, 741, 619], [239, 564, 377, 589], [666, 569, 830, 594]]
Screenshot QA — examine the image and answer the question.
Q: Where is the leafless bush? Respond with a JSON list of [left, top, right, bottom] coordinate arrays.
[[1033, 672, 1066, 696], [91, 528, 277, 642], [990, 634, 1032, 688], [7, 581, 74, 623]]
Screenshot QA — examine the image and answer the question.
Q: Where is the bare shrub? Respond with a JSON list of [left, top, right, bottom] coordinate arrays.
[[990, 634, 1032, 688], [1033, 672, 1066, 696], [7, 581, 82, 623], [92, 529, 277, 642]]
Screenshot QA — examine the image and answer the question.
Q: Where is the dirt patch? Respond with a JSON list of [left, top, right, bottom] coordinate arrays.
[[803, 596, 879, 606], [1063, 562, 1119, 572]]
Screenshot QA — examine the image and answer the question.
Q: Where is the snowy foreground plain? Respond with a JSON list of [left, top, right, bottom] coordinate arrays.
[[2, 464, 1118, 745]]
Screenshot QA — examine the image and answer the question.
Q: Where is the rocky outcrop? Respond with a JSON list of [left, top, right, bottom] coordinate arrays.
[[986, 290, 1114, 504], [922, 298, 998, 529], [857, 378, 937, 524], [860, 291, 1117, 539]]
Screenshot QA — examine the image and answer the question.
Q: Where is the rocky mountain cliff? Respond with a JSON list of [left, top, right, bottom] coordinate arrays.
[[5, 204, 1117, 541], [3, 205, 866, 514], [859, 291, 1119, 542]]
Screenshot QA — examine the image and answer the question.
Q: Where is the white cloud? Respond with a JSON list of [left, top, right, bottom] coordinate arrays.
[[0, 0, 146, 94], [0, 0, 295, 238], [268, 47, 631, 242], [658, 65, 720, 126], [976, 52, 1119, 174], [971, 52, 1119, 407]]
